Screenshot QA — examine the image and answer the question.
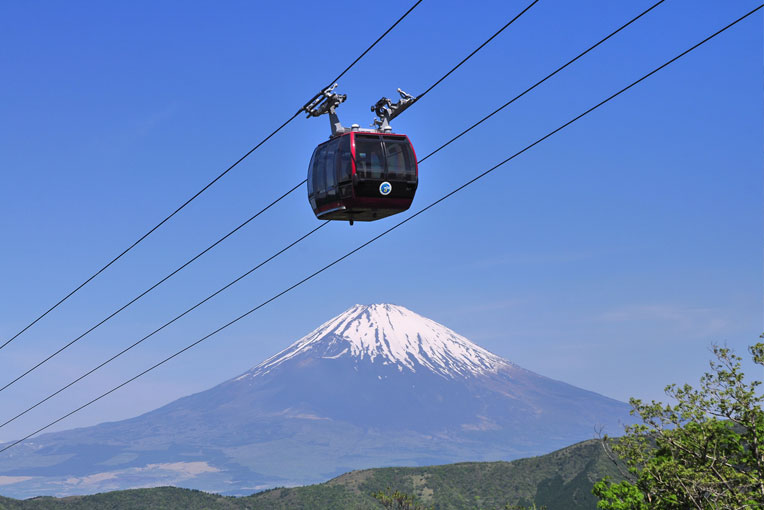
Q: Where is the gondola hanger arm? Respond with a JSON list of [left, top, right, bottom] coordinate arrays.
[[371, 88, 416, 131]]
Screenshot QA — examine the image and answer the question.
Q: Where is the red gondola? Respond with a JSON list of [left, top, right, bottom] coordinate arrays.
[[307, 130, 418, 223], [303, 85, 418, 225]]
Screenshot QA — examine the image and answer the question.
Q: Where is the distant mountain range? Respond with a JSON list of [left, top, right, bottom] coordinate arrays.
[[0, 304, 632, 498], [0, 438, 627, 510]]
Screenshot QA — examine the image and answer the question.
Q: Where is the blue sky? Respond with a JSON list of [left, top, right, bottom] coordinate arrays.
[[0, 0, 761, 442]]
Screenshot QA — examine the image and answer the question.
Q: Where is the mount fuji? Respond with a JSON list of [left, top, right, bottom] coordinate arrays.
[[0, 304, 632, 498]]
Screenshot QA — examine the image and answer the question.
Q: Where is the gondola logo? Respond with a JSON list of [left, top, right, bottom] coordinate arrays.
[[379, 182, 392, 196]]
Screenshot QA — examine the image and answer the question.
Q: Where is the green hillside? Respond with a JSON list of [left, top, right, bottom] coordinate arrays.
[[0, 487, 241, 510], [0, 439, 625, 510]]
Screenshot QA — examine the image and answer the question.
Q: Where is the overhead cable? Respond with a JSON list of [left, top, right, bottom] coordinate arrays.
[[0, 111, 298, 353], [0, 181, 306, 394], [0, 221, 329, 431], [302, 0, 425, 110], [415, 0, 539, 102], [418, 0, 665, 163], [0, 0, 533, 390], [3, 2, 758, 454], [0, 0, 424, 353], [0, 0, 679, 426]]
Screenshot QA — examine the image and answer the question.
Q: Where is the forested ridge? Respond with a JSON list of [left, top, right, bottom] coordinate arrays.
[[0, 438, 622, 510]]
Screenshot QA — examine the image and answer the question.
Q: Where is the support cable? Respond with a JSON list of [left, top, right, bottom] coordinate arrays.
[[0, 0, 672, 420], [304, 0, 539, 132], [0, 221, 329, 431], [418, 0, 665, 163], [0, 180, 306, 394], [415, 0, 539, 102], [0, 0, 424, 353], [0, 65, 510, 425], [3, 2, 758, 453], [302, 0, 425, 110], [0, 111, 298, 353], [0, 0, 530, 389]]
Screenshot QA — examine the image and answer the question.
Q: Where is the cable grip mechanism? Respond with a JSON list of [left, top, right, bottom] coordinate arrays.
[[371, 88, 416, 132], [302, 84, 347, 136]]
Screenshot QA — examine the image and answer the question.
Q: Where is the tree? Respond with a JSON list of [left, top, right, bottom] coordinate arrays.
[[594, 341, 764, 509], [372, 489, 432, 510], [372, 488, 545, 510]]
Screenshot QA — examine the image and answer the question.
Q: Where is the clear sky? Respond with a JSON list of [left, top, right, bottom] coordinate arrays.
[[0, 0, 761, 443]]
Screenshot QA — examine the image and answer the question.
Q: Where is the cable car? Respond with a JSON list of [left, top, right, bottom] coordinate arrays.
[[303, 85, 418, 224], [307, 129, 417, 223]]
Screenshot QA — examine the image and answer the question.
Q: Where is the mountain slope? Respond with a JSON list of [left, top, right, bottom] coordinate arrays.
[[0, 439, 626, 510], [0, 304, 632, 498], [248, 438, 626, 510]]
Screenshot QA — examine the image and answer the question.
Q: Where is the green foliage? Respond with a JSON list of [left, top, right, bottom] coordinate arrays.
[[595, 342, 764, 509], [373, 488, 432, 510], [351, 439, 623, 510], [592, 479, 647, 510], [0, 486, 243, 510], [0, 438, 627, 510], [372, 488, 547, 510]]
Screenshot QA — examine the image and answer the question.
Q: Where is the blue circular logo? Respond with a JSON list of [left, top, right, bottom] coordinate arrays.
[[379, 181, 392, 196]]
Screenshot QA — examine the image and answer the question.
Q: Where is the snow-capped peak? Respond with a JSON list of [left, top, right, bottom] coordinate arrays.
[[245, 304, 512, 379]]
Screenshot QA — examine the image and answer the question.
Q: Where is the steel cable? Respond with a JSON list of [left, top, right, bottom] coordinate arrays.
[[0, 0, 425, 353], [0, 0, 660, 424], [415, 0, 539, 102], [3, 2, 758, 454], [0, 0, 534, 391]]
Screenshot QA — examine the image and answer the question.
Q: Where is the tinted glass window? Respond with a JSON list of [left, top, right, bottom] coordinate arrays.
[[311, 145, 327, 195], [337, 135, 352, 183], [355, 135, 384, 180], [307, 147, 318, 197], [384, 138, 416, 181], [325, 138, 339, 199]]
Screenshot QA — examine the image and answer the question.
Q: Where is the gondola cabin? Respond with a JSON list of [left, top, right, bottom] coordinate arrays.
[[307, 130, 418, 223]]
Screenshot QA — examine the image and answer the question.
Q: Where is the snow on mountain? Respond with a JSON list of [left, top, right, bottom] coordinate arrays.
[[0, 303, 635, 499], [244, 303, 512, 379]]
